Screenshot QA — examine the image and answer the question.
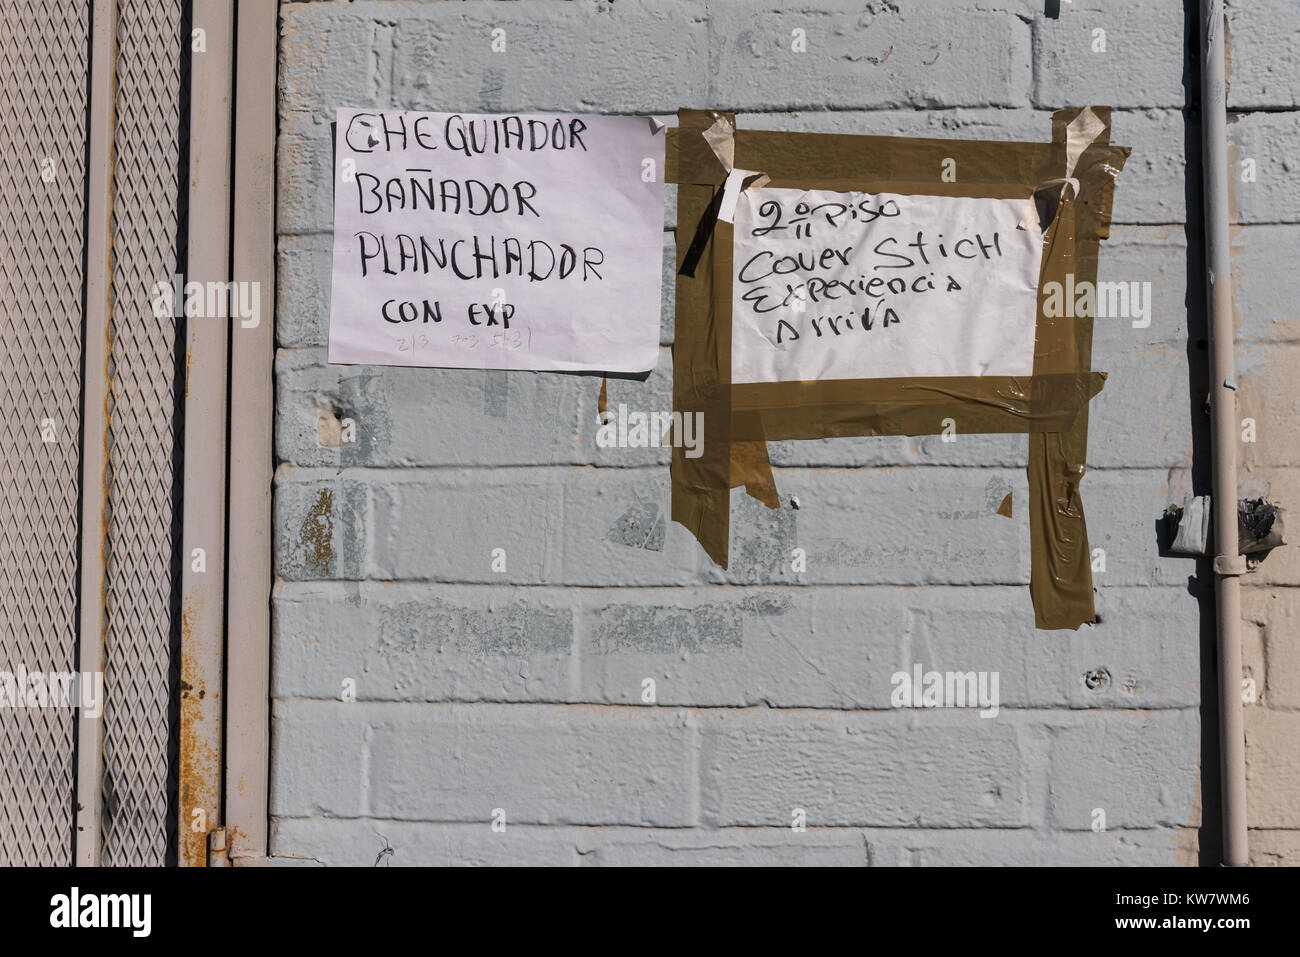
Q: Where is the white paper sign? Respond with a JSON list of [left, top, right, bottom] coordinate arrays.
[[329, 109, 665, 372], [731, 188, 1041, 384]]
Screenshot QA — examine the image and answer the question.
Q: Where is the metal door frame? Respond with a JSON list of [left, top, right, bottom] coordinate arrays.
[[74, 0, 278, 868]]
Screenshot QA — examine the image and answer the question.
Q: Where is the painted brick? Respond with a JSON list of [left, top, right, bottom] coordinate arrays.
[[271, 700, 369, 818], [389, 0, 712, 115], [1225, 0, 1300, 110], [1047, 709, 1201, 830], [698, 708, 1029, 827], [273, 582, 577, 702], [1229, 112, 1300, 223], [1233, 226, 1300, 344], [1245, 708, 1300, 828], [1242, 587, 1300, 709], [1033, 3, 1188, 109], [269, 817, 1196, 866], [275, 347, 589, 468], [364, 702, 699, 825], [710, 1, 1034, 110]]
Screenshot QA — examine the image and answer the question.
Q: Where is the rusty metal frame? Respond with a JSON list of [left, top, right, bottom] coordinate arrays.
[[74, 0, 117, 869], [179, 0, 235, 868], [225, 0, 278, 864]]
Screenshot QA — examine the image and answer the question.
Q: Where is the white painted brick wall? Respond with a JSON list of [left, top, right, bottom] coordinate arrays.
[[271, 0, 1300, 865]]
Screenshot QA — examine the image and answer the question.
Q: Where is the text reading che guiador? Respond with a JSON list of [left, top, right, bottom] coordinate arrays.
[[343, 112, 592, 157]]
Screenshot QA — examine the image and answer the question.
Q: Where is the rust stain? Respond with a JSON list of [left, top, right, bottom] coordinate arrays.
[[299, 488, 335, 576], [179, 594, 221, 866], [184, 346, 193, 397]]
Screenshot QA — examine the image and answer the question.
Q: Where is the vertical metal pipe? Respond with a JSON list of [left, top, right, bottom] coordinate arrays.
[[179, 0, 235, 867], [74, 0, 117, 868], [1200, 0, 1249, 867], [225, 0, 277, 863]]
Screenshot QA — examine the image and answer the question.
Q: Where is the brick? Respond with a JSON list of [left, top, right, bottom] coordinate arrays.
[[362, 466, 706, 584], [273, 582, 576, 702], [389, 0, 711, 115], [865, 825, 1197, 866], [274, 469, 370, 580], [1088, 342, 1194, 470], [1242, 587, 1300, 709], [699, 708, 1029, 827], [1047, 709, 1201, 829], [279, 8, 393, 118], [1237, 341, 1300, 470], [1092, 226, 1194, 349], [277, 118, 332, 236], [365, 702, 698, 825], [577, 586, 897, 709], [271, 700, 368, 818], [1084, 468, 1200, 588], [725, 466, 1029, 586], [1248, 828, 1300, 866], [711, 1, 1033, 110], [1233, 226, 1300, 344], [1246, 709, 1300, 828], [271, 818, 578, 866], [1226, 0, 1300, 110], [366, 467, 563, 583], [1082, 588, 1205, 709], [1229, 112, 1300, 223], [1033, 4, 1188, 109], [269, 818, 1195, 866], [277, 233, 333, 347], [301, 464, 1194, 588], [275, 348, 589, 468]]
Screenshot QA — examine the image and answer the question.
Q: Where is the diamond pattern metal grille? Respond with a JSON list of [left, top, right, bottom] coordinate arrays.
[[100, 0, 187, 867], [0, 0, 91, 867]]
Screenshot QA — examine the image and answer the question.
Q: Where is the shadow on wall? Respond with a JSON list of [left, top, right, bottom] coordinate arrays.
[[1176, 0, 1220, 868]]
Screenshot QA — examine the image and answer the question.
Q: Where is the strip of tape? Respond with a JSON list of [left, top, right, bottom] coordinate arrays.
[[1018, 106, 1105, 233], [701, 114, 735, 172], [717, 169, 772, 224]]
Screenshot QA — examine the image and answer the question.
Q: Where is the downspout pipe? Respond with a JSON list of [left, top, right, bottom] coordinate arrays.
[[1200, 0, 1248, 867]]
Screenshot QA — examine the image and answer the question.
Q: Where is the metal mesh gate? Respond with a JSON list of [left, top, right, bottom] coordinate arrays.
[[0, 0, 188, 866], [0, 0, 91, 868], [101, 0, 188, 867]]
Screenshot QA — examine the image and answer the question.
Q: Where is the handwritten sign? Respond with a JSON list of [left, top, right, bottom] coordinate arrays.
[[731, 188, 1040, 384], [329, 109, 665, 372]]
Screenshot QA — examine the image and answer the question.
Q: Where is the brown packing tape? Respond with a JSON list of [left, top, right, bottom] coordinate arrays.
[[730, 372, 1107, 440], [670, 181, 733, 566], [666, 111, 733, 187], [1027, 107, 1129, 628], [731, 418, 781, 509], [668, 109, 1127, 625]]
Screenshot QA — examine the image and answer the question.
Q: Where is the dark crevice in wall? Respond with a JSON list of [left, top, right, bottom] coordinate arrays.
[[1180, 0, 1222, 868]]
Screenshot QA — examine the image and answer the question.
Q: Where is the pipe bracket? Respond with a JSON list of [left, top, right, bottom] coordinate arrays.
[[1214, 554, 1248, 577]]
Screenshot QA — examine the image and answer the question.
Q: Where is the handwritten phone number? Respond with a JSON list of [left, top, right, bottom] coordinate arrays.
[[394, 329, 532, 353]]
